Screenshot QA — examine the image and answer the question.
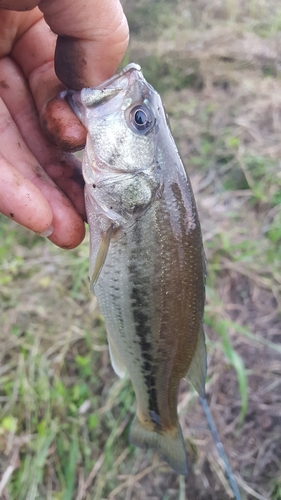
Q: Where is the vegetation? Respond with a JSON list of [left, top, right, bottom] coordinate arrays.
[[1, 0, 281, 498]]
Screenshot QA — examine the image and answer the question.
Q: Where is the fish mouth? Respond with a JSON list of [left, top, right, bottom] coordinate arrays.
[[67, 63, 143, 117], [93, 63, 142, 90]]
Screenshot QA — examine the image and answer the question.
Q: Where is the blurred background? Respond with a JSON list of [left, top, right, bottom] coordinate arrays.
[[1, 0, 281, 498]]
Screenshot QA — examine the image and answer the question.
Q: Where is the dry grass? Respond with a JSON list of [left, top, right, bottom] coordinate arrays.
[[1, 0, 281, 498]]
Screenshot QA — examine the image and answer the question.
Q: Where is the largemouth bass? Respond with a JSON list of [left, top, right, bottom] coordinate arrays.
[[67, 63, 207, 475]]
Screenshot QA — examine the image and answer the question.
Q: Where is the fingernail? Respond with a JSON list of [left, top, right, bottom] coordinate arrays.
[[39, 225, 54, 238]]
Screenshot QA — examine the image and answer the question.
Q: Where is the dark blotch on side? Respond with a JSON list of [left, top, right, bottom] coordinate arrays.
[[129, 223, 161, 425]]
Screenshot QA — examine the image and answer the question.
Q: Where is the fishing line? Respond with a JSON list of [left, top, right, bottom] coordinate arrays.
[[199, 397, 241, 500]]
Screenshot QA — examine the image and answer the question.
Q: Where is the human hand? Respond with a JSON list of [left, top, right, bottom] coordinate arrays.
[[0, 0, 129, 248]]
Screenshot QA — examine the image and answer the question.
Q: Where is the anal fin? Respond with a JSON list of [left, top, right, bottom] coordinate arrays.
[[184, 326, 207, 397]]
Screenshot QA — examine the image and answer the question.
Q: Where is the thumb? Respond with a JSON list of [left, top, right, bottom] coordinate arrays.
[[40, 0, 129, 90], [40, 0, 129, 148]]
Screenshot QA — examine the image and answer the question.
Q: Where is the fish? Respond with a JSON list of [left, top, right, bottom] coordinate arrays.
[[67, 63, 207, 476]]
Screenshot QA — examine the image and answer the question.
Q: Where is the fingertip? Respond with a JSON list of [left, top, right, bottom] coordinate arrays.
[[34, 172, 86, 249], [43, 157, 87, 222], [40, 95, 87, 151], [42, 0, 129, 89], [0, 158, 85, 249], [48, 213, 85, 249], [0, 161, 54, 234]]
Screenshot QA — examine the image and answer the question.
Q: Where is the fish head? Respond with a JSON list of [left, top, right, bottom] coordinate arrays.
[[67, 64, 164, 176]]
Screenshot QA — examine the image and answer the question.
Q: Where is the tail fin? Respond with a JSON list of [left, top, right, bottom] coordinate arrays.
[[129, 416, 188, 475]]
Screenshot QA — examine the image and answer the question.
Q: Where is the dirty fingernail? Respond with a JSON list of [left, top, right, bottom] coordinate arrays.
[[39, 225, 54, 238]]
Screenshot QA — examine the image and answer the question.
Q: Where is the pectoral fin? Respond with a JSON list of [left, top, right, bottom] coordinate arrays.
[[184, 326, 207, 398], [90, 224, 115, 291], [107, 333, 126, 379]]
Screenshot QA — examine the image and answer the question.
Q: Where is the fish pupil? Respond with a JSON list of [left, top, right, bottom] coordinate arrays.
[[135, 109, 147, 125]]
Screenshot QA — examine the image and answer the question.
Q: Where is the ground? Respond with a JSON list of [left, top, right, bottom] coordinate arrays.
[[1, 0, 281, 499]]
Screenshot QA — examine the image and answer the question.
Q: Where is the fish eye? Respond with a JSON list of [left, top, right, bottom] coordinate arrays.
[[129, 105, 154, 133]]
